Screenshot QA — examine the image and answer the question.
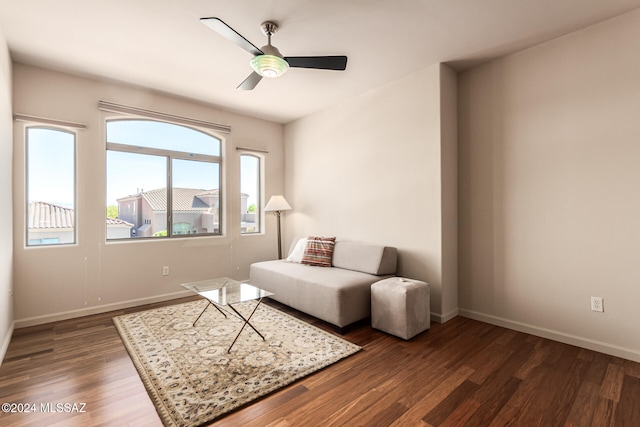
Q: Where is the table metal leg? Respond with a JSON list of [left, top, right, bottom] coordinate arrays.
[[226, 298, 266, 353], [192, 300, 227, 327]]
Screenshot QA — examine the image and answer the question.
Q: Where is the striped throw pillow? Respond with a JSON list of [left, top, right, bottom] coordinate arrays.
[[301, 236, 336, 267]]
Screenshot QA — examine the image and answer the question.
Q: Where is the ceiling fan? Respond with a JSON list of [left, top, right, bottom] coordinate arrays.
[[200, 17, 348, 90]]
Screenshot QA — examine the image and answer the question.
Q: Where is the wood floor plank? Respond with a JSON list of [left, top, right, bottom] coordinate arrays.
[[601, 363, 627, 402], [615, 375, 640, 425], [464, 376, 522, 427], [271, 348, 415, 426], [514, 339, 552, 380], [342, 365, 451, 426], [540, 352, 588, 425], [321, 358, 447, 427], [211, 384, 309, 427], [466, 341, 513, 384], [623, 360, 640, 379], [565, 381, 610, 427], [389, 365, 476, 426], [423, 380, 480, 425], [321, 385, 389, 426], [1, 297, 639, 426], [438, 397, 482, 427], [591, 398, 617, 427]]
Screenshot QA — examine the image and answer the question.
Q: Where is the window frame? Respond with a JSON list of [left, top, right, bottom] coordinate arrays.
[[25, 125, 78, 248], [105, 117, 224, 241], [240, 153, 263, 235]]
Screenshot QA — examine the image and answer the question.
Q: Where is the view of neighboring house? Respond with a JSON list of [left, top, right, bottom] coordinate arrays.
[[115, 188, 255, 238], [27, 201, 133, 244], [28, 189, 257, 244], [27, 201, 74, 245], [105, 217, 136, 239]]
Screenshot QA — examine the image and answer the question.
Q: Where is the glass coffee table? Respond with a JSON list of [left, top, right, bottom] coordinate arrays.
[[181, 277, 274, 353]]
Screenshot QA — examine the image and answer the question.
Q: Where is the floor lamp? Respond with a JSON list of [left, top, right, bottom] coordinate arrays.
[[264, 195, 292, 259]]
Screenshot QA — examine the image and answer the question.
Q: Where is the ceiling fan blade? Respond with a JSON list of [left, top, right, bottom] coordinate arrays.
[[200, 17, 263, 56], [284, 56, 348, 71], [237, 72, 263, 90]]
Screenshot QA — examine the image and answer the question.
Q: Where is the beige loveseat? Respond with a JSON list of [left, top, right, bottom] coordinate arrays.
[[249, 237, 397, 331]]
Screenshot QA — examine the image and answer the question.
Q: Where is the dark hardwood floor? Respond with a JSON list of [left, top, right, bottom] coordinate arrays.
[[1, 296, 639, 426]]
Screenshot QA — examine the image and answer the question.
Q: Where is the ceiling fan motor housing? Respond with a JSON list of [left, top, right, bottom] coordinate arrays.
[[260, 44, 284, 58], [258, 21, 284, 59]]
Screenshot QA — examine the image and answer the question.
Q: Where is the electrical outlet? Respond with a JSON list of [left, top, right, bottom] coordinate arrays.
[[591, 297, 604, 312], [162, 266, 170, 276]]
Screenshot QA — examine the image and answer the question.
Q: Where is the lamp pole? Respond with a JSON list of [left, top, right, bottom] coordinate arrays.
[[263, 195, 292, 260], [274, 210, 283, 259]]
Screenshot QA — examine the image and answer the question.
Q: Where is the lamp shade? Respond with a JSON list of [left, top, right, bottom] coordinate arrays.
[[264, 195, 292, 212]]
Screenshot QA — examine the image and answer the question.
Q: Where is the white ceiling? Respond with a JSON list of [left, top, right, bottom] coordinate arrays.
[[1, 0, 640, 123]]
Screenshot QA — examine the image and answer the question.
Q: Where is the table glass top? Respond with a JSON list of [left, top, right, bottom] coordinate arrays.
[[181, 277, 273, 306]]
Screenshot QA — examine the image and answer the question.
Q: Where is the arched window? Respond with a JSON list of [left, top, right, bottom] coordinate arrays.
[[26, 127, 76, 246], [106, 119, 222, 240]]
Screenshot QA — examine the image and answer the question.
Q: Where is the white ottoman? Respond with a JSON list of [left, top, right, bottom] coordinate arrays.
[[371, 277, 430, 340]]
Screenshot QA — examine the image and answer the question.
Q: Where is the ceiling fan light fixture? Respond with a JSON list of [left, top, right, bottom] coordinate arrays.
[[250, 54, 289, 78]]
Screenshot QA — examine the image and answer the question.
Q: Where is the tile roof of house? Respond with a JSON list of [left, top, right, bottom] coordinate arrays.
[[140, 188, 218, 212], [28, 201, 74, 229], [106, 217, 134, 227], [29, 201, 133, 229], [140, 188, 167, 212]]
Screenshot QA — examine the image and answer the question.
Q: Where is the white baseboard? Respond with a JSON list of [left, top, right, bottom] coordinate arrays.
[[14, 290, 193, 329], [0, 321, 15, 367], [430, 307, 459, 324], [459, 308, 640, 363]]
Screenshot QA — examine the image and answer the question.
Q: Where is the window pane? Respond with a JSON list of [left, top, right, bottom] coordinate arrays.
[[26, 128, 75, 246], [107, 119, 220, 156], [106, 150, 167, 239], [106, 118, 222, 240], [240, 155, 260, 234], [172, 159, 220, 235]]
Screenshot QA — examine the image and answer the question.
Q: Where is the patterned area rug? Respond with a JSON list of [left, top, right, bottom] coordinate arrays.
[[113, 299, 361, 427]]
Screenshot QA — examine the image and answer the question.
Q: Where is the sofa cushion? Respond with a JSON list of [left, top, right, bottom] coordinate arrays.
[[250, 260, 384, 327], [301, 236, 336, 267], [286, 237, 307, 263], [252, 238, 398, 329], [332, 241, 397, 275], [286, 237, 397, 276]]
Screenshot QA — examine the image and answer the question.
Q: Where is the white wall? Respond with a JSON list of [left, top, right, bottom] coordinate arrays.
[[0, 25, 14, 363], [458, 9, 640, 361], [284, 63, 457, 321], [12, 64, 284, 326]]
